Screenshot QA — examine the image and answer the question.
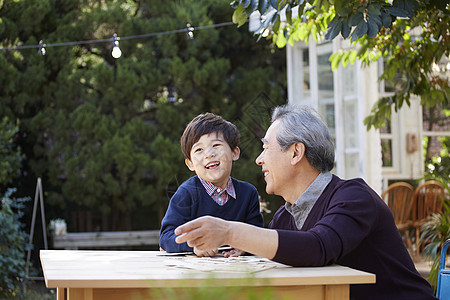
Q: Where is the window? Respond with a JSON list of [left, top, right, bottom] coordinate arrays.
[[378, 59, 399, 172], [380, 120, 393, 167], [288, 39, 363, 179], [317, 43, 336, 145]]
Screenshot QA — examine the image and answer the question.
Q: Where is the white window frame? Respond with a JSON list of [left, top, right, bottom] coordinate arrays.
[[378, 59, 401, 175]]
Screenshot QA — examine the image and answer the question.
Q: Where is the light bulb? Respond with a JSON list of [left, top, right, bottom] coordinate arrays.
[[38, 40, 46, 56], [112, 44, 122, 58], [111, 33, 122, 59], [186, 24, 194, 39]]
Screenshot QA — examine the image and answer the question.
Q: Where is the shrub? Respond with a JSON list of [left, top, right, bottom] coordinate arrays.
[[0, 188, 31, 298]]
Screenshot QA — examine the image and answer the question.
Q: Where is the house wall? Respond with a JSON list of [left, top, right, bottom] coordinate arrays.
[[357, 59, 382, 194], [286, 38, 427, 195], [382, 99, 424, 188]]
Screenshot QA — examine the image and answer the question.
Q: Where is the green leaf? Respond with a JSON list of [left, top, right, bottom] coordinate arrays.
[[386, 7, 409, 17], [342, 51, 350, 67], [311, 22, 319, 41], [269, 0, 278, 9], [351, 20, 368, 42], [325, 22, 341, 40], [321, 0, 330, 11], [275, 31, 287, 47], [404, 0, 419, 17], [330, 51, 343, 71], [370, 15, 383, 30], [348, 12, 363, 26], [258, 0, 268, 13], [245, 0, 260, 15], [286, 9, 292, 23], [232, 4, 248, 26], [367, 5, 381, 16], [393, 0, 406, 9], [341, 18, 351, 38], [335, 0, 353, 16], [356, 5, 365, 13], [272, 15, 281, 33], [325, 20, 342, 40], [367, 19, 379, 38], [349, 50, 357, 64]]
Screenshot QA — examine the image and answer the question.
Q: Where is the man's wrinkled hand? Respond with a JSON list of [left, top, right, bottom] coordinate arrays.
[[175, 216, 228, 250]]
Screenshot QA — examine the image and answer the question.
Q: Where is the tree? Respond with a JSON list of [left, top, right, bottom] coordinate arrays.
[[230, 0, 449, 129], [0, 0, 286, 230], [0, 117, 23, 189]]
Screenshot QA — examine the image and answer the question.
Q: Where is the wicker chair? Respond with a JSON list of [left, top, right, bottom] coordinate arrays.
[[411, 181, 446, 257], [381, 182, 415, 255]]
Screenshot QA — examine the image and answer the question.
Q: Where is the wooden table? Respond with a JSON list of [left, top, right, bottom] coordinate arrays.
[[40, 250, 375, 300]]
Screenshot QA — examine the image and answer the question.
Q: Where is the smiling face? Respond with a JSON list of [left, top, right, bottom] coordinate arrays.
[[255, 120, 294, 198], [185, 132, 240, 189]]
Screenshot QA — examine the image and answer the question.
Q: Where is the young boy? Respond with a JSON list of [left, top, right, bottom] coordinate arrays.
[[159, 112, 264, 256]]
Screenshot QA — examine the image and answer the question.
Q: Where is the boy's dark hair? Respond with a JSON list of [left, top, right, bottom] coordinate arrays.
[[180, 113, 240, 160]]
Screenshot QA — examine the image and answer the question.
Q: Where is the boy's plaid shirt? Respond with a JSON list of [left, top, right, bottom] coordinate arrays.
[[199, 177, 236, 206]]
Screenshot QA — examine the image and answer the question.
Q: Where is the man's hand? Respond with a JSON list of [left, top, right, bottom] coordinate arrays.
[[175, 216, 230, 250], [194, 247, 219, 257], [176, 215, 279, 260]]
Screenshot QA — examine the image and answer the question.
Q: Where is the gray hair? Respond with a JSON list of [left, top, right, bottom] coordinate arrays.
[[271, 104, 335, 172]]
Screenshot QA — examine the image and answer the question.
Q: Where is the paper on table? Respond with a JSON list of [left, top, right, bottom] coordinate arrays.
[[164, 256, 282, 273]]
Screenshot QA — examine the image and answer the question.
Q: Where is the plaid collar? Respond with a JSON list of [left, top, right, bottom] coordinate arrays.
[[199, 177, 236, 200]]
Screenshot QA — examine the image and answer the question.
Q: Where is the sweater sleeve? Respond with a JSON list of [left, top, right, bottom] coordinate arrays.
[[272, 182, 377, 266], [159, 186, 194, 253]]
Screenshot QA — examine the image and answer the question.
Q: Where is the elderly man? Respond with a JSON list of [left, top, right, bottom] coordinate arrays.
[[175, 105, 436, 300]]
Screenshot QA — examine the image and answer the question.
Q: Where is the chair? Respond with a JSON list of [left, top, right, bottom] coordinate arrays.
[[381, 182, 415, 254], [411, 181, 446, 257]]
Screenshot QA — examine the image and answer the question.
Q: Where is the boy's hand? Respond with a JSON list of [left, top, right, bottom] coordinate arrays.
[[222, 248, 245, 257], [194, 247, 219, 257]]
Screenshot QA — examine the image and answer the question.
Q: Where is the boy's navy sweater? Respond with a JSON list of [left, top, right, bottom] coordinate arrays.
[[160, 175, 264, 252]]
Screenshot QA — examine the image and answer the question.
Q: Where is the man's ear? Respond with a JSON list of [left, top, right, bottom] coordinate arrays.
[[291, 142, 305, 165], [185, 158, 195, 171], [232, 147, 240, 161]]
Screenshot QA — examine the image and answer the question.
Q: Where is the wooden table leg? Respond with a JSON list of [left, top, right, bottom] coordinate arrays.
[[57, 288, 67, 300], [324, 284, 349, 300], [67, 288, 93, 300]]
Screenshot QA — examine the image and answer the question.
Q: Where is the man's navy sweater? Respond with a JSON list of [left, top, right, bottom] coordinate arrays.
[[270, 175, 436, 300], [160, 175, 264, 252]]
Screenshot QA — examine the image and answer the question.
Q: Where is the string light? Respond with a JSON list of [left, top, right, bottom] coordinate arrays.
[[38, 40, 46, 56], [0, 21, 239, 54], [186, 24, 194, 39], [111, 33, 121, 59]]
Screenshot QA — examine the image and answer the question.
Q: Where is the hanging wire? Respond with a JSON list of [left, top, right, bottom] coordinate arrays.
[[0, 22, 236, 51]]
